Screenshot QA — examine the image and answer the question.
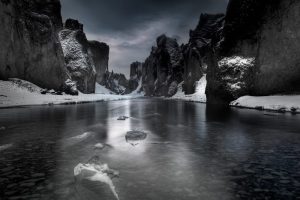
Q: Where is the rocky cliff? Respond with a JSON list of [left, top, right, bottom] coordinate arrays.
[[206, 0, 300, 105], [102, 71, 129, 94], [128, 61, 142, 93], [182, 14, 224, 94], [59, 19, 111, 94], [0, 0, 72, 92], [88, 41, 109, 85], [59, 19, 97, 94], [142, 34, 184, 97]]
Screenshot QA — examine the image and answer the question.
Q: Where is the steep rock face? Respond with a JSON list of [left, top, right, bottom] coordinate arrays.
[[103, 71, 129, 94], [142, 35, 184, 97], [59, 19, 96, 94], [128, 61, 142, 93], [88, 41, 109, 85], [182, 14, 224, 94], [206, 0, 300, 105], [0, 0, 71, 91]]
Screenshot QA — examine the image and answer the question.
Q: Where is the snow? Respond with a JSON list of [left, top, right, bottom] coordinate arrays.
[[231, 95, 300, 113], [129, 79, 145, 97], [0, 80, 136, 108], [95, 83, 115, 95], [218, 56, 255, 69], [59, 30, 95, 72], [218, 56, 255, 94], [171, 75, 207, 103]]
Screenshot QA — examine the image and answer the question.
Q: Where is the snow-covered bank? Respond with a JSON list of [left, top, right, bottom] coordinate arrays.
[[170, 75, 207, 103], [231, 95, 300, 113], [0, 80, 137, 108]]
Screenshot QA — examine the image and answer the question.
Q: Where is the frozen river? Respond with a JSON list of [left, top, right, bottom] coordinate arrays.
[[0, 99, 300, 199]]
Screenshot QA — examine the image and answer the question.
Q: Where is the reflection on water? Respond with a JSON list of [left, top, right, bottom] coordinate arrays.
[[0, 99, 300, 199]]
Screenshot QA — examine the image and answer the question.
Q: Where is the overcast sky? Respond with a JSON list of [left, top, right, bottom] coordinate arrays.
[[61, 0, 228, 77]]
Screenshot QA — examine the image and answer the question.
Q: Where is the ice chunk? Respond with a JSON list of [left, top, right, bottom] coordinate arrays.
[[70, 132, 94, 140], [74, 156, 119, 200], [94, 143, 105, 150], [0, 144, 13, 152]]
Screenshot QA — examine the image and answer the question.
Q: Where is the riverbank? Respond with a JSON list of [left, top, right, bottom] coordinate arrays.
[[231, 95, 300, 114], [0, 80, 139, 108], [1, 79, 300, 114]]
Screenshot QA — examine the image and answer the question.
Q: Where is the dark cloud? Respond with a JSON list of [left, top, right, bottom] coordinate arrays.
[[61, 0, 228, 77]]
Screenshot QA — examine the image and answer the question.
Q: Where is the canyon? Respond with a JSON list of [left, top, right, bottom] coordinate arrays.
[[0, 0, 300, 106]]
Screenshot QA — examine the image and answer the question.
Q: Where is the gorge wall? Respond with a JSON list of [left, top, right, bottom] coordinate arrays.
[[206, 0, 300, 105], [131, 14, 224, 97], [0, 0, 110, 94], [134, 0, 300, 105], [182, 13, 224, 95], [141, 34, 184, 97], [0, 0, 69, 91]]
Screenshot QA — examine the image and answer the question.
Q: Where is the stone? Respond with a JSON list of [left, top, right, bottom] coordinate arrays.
[[206, 0, 300, 105], [0, 0, 70, 92], [102, 71, 129, 94], [127, 62, 143, 93], [88, 41, 109, 84], [59, 19, 97, 94], [182, 13, 224, 94], [142, 34, 184, 97], [125, 130, 147, 146], [117, 116, 129, 120]]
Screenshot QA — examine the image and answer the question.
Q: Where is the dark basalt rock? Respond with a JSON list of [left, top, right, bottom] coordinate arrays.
[[206, 0, 300, 105], [59, 18, 97, 94], [65, 18, 83, 31], [128, 61, 143, 93], [0, 0, 71, 92], [125, 130, 147, 146], [142, 34, 184, 97], [103, 71, 129, 94], [182, 13, 224, 94], [88, 41, 109, 85]]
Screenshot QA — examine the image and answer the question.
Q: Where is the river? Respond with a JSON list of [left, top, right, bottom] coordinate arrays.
[[0, 99, 300, 199]]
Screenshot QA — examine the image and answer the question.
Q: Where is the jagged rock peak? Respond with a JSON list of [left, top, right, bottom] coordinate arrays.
[[182, 13, 224, 95], [88, 41, 110, 84], [130, 62, 142, 79], [65, 18, 83, 31]]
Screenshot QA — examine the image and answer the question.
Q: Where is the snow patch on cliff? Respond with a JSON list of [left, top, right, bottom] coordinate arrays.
[[231, 95, 300, 113], [95, 83, 115, 95], [218, 56, 255, 68], [130, 79, 144, 96], [59, 30, 95, 72], [171, 75, 207, 103]]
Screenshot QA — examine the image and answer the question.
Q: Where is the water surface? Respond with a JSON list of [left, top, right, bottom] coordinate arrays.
[[0, 99, 300, 199]]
